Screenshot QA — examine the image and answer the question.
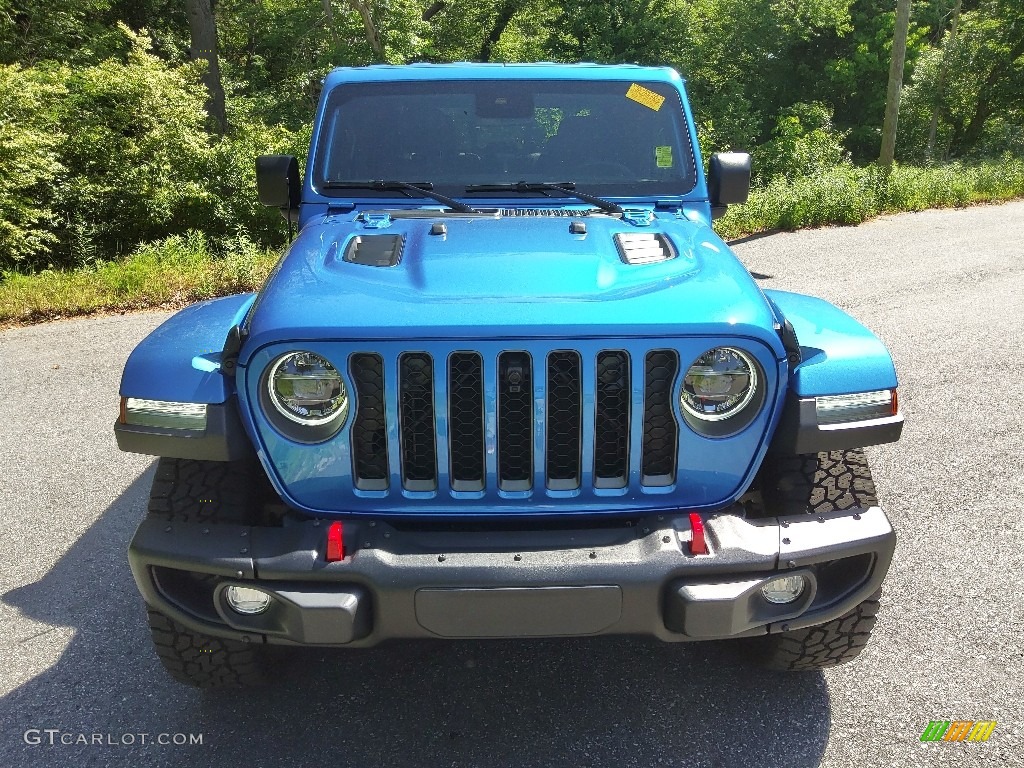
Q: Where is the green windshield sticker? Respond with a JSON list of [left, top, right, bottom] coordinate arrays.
[[655, 145, 673, 168]]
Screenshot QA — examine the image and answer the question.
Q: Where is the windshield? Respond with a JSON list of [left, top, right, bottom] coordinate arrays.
[[313, 78, 697, 200]]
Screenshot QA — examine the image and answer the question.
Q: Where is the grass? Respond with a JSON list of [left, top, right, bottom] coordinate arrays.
[[3, 158, 1024, 326], [0, 232, 280, 326], [715, 156, 1024, 239]]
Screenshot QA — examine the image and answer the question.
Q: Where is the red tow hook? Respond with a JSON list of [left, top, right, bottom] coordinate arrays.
[[326, 521, 345, 562], [688, 512, 708, 555]]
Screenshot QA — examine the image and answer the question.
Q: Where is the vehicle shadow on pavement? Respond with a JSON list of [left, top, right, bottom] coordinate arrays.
[[1, 470, 831, 768]]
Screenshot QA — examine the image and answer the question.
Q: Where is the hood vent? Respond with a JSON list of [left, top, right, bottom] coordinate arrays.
[[614, 233, 676, 265], [497, 208, 592, 217], [344, 235, 405, 267]]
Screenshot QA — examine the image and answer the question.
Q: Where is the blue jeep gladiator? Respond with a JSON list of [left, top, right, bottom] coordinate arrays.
[[115, 63, 904, 688]]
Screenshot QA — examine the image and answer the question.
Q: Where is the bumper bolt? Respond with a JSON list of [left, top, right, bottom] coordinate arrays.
[[589, 551, 597, 559], [782, 537, 791, 545], [853, 513, 861, 520], [164, 526, 172, 533], [240, 547, 248, 554], [202, 528, 210, 535], [662, 535, 671, 543], [438, 555, 446, 562], [787, 560, 796, 568], [236, 570, 243, 578], [514, 554, 522, 562]]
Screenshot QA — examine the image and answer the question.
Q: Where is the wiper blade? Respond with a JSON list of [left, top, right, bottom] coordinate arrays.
[[321, 180, 479, 214], [464, 181, 624, 214]]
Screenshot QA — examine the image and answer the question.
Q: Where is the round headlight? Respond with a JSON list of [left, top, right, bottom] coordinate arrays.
[[267, 352, 348, 426], [680, 347, 758, 421]]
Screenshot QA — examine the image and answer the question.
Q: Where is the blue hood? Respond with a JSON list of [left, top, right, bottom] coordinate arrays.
[[243, 209, 785, 359]]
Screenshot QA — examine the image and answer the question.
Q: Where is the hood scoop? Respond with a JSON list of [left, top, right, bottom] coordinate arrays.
[[344, 234, 405, 267], [614, 233, 677, 265]]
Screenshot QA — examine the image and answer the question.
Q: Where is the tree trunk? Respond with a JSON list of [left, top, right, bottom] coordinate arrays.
[[422, 1, 446, 22], [350, 0, 384, 61], [926, 0, 961, 162], [879, 0, 913, 167], [479, 2, 520, 62], [184, 0, 228, 134], [323, 0, 339, 46]]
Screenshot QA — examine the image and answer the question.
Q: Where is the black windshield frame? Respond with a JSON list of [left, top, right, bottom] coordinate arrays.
[[311, 78, 698, 201]]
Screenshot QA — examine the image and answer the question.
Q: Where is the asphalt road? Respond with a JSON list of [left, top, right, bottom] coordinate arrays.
[[2, 202, 1023, 767]]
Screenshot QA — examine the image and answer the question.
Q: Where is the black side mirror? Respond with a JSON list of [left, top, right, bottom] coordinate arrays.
[[256, 155, 301, 219], [708, 152, 751, 219]]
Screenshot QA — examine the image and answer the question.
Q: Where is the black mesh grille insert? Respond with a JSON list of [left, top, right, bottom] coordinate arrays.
[[448, 352, 485, 492], [594, 351, 630, 488], [399, 353, 437, 491], [349, 353, 388, 490], [497, 351, 533, 491], [641, 349, 679, 485], [546, 351, 582, 490]]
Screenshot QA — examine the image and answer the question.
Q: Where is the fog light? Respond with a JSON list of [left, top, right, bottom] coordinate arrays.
[[225, 586, 272, 615], [761, 575, 806, 604]]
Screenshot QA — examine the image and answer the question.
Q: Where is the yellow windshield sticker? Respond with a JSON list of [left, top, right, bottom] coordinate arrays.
[[655, 145, 673, 168], [626, 83, 665, 111]]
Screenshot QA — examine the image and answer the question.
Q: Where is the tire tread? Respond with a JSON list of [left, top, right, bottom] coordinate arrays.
[[147, 609, 266, 688], [752, 449, 883, 671]]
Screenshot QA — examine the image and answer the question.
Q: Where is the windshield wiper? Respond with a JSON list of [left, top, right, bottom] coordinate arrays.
[[321, 180, 479, 214], [464, 181, 624, 215]]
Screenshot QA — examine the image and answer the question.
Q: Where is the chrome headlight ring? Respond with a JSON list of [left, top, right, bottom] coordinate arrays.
[[679, 346, 765, 437], [262, 351, 349, 442]]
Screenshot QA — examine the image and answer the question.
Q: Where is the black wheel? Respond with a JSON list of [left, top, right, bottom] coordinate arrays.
[[144, 456, 274, 687], [147, 609, 266, 688], [750, 449, 883, 670]]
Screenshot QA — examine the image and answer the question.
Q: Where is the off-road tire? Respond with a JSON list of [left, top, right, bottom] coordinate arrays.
[[754, 589, 882, 671], [147, 609, 266, 688], [147, 456, 270, 524], [144, 456, 272, 686], [751, 449, 883, 670], [760, 448, 877, 515]]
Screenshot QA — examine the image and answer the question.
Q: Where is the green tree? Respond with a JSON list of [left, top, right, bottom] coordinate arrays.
[[0, 64, 65, 264], [900, 0, 1024, 158], [417, 0, 555, 63]]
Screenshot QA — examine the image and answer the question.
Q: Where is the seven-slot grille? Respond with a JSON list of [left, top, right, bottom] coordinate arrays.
[[348, 348, 680, 495]]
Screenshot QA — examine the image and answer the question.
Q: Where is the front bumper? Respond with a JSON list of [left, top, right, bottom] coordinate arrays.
[[128, 505, 895, 646]]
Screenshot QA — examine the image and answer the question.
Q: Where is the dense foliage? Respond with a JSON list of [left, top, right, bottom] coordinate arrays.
[[0, 0, 1021, 273]]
